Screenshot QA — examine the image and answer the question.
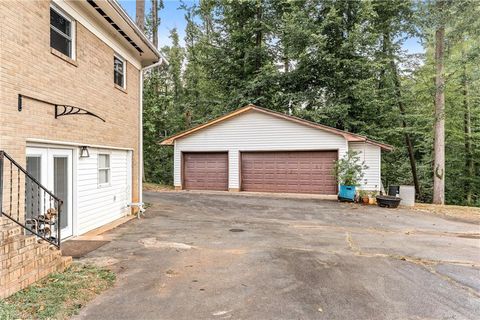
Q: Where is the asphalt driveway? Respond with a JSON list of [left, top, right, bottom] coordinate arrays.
[[75, 191, 480, 320]]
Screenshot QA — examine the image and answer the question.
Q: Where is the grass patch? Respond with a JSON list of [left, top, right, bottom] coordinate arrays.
[[414, 203, 480, 224], [1, 263, 115, 320], [143, 182, 174, 192]]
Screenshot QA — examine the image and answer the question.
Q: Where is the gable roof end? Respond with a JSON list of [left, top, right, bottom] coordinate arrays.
[[160, 104, 393, 151]]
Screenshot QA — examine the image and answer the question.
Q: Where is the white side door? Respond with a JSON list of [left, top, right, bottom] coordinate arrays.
[[47, 149, 73, 239], [26, 147, 73, 239]]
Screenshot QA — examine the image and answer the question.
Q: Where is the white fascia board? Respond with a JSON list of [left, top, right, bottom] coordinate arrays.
[[108, 0, 165, 63], [26, 138, 134, 151], [52, 0, 142, 69]]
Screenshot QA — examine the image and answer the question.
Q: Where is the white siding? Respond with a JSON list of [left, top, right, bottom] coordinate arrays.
[[349, 142, 381, 191], [77, 148, 131, 235], [174, 110, 348, 189]]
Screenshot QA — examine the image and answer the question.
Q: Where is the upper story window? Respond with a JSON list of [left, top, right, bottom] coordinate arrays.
[[114, 55, 126, 89], [50, 6, 75, 58]]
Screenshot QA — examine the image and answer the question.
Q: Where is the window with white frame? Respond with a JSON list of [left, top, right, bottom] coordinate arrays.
[[50, 5, 74, 58], [114, 55, 126, 88], [98, 154, 110, 185]]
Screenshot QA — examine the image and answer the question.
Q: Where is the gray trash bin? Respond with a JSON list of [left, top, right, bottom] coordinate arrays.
[[399, 185, 415, 206]]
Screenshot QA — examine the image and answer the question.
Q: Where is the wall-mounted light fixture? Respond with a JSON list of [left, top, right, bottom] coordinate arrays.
[[80, 146, 90, 158]]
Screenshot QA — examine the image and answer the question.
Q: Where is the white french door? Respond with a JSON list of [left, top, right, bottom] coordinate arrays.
[[26, 147, 73, 239]]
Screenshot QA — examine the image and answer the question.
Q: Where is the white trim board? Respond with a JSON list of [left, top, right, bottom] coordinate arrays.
[[27, 138, 134, 151]]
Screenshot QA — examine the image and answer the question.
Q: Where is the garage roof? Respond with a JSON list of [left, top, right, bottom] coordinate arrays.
[[160, 105, 393, 151]]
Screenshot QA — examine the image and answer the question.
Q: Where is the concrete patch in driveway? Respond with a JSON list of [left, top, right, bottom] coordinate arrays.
[[139, 237, 195, 250]]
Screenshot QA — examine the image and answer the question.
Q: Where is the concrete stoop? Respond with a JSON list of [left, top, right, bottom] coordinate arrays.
[[0, 217, 72, 298]]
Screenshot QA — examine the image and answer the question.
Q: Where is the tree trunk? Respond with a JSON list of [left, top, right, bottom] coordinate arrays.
[[433, 1, 445, 205], [136, 0, 145, 32], [462, 55, 473, 205], [152, 0, 158, 48], [284, 56, 289, 73], [391, 61, 421, 198], [254, 2, 263, 72]]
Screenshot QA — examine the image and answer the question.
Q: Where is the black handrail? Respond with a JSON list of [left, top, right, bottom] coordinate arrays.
[[2, 151, 61, 202], [0, 150, 62, 248]]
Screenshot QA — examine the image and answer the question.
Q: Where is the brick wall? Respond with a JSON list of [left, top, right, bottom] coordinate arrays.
[[0, 217, 72, 299], [0, 0, 141, 204]]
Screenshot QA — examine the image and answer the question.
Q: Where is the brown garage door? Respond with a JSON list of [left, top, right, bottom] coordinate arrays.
[[241, 151, 338, 194], [183, 152, 228, 191]]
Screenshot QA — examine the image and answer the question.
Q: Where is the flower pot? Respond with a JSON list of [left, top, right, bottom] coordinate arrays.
[[338, 185, 356, 202], [376, 195, 401, 208], [369, 197, 376, 205], [362, 196, 369, 205]]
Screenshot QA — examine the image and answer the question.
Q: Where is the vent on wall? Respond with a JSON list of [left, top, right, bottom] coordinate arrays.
[[87, 0, 144, 54]]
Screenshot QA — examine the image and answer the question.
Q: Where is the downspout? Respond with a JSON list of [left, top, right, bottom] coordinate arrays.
[[137, 59, 165, 215]]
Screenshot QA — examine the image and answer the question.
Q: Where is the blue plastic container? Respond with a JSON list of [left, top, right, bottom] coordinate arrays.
[[338, 185, 356, 202]]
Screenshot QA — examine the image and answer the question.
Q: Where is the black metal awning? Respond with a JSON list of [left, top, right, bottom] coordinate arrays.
[[18, 94, 106, 122]]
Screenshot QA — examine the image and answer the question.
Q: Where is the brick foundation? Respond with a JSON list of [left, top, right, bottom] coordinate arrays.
[[0, 217, 71, 299]]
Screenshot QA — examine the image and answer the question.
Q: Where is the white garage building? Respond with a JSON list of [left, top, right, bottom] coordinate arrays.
[[161, 105, 392, 195]]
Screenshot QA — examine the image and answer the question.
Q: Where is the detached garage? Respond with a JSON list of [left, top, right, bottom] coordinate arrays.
[[161, 105, 393, 195]]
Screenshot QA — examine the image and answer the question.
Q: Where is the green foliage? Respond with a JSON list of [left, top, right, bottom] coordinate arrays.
[[334, 151, 369, 186], [358, 189, 369, 198], [0, 300, 17, 320], [2, 264, 115, 319], [142, 0, 480, 206]]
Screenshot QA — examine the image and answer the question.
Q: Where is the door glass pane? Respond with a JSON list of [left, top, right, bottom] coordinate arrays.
[[54, 157, 68, 229], [26, 157, 41, 220]]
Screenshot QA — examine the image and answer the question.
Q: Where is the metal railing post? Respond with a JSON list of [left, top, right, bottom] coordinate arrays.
[[57, 201, 62, 248]]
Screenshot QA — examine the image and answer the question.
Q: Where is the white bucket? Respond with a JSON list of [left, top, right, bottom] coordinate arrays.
[[399, 185, 415, 206]]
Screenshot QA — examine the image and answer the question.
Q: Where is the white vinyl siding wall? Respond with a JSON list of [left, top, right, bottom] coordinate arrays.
[[77, 148, 131, 235], [348, 142, 381, 191], [174, 110, 349, 189]]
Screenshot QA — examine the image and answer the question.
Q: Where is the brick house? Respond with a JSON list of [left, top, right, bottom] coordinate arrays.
[[0, 0, 163, 297]]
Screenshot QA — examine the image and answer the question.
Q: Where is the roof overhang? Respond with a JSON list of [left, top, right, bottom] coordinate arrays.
[[79, 0, 165, 67], [160, 105, 394, 151]]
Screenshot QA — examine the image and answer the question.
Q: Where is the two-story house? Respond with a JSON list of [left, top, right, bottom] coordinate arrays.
[[0, 0, 163, 297]]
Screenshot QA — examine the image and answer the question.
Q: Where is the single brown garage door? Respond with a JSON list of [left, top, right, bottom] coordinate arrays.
[[183, 152, 228, 191], [241, 151, 338, 194]]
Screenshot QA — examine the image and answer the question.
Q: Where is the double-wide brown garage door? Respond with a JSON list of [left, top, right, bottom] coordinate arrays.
[[183, 152, 228, 191], [241, 151, 338, 194], [183, 151, 337, 194]]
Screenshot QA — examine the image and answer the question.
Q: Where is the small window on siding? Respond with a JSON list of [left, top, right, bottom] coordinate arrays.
[[50, 6, 74, 58], [114, 55, 126, 88], [98, 154, 110, 186]]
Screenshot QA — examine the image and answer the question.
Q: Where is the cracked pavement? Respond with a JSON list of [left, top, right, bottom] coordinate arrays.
[[75, 191, 480, 320]]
